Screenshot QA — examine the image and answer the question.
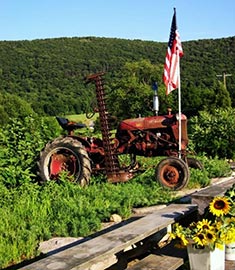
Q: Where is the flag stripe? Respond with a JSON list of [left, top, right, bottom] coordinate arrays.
[[163, 9, 183, 95]]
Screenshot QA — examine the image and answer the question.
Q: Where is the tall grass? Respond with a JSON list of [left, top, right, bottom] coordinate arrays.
[[0, 177, 174, 268]]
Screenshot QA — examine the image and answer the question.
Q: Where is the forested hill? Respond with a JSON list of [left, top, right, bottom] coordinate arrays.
[[0, 36, 234, 117]]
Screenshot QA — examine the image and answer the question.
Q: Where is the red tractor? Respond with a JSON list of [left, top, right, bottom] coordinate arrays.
[[38, 72, 202, 190]]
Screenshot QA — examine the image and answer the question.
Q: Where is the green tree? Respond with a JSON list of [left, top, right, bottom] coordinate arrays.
[[214, 81, 231, 109], [0, 36, 234, 116], [108, 60, 175, 120], [0, 93, 35, 125]]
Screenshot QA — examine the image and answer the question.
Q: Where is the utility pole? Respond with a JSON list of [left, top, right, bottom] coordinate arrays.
[[216, 72, 232, 89]]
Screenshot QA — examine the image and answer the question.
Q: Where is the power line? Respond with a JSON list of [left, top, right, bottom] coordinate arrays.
[[216, 72, 232, 89]]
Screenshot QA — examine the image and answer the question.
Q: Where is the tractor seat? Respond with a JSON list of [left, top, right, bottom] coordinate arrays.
[[56, 117, 86, 131]]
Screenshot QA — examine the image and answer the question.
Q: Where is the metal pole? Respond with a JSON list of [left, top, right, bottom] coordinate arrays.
[[177, 49, 182, 159], [216, 73, 232, 89]]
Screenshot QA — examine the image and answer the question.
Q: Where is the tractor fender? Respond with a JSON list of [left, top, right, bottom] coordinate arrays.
[[65, 135, 92, 149]]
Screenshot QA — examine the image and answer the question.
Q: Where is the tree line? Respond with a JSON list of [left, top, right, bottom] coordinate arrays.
[[0, 36, 234, 122]]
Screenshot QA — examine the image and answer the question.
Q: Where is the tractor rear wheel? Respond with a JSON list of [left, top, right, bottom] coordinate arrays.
[[38, 136, 91, 186], [186, 157, 203, 170], [155, 157, 190, 190]]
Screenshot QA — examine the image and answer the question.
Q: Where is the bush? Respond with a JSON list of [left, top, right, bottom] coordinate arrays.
[[0, 115, 61, 187], [200, 155, 231, 178], [0, 93, 36, 126], [187, 155, 231, 189], [188, 168, 210, 189], [189, 108, 235, 159]]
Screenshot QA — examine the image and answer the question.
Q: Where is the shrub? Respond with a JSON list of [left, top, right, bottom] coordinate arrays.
[[200, 155, 231, 178], [188, 168, 210, 189], [0, 93, 36, 126], [0, 115, 61, 186], [189, 108, 235, 159], [187, 155, 231, 189]]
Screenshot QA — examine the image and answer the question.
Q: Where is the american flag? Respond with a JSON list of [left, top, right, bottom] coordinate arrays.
[[163, 9, 183, 95]]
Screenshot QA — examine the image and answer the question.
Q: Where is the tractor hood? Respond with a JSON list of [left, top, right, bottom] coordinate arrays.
[[118, 114, 187, 131]]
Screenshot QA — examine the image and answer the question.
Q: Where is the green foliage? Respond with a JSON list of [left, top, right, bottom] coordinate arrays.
[[0, 177, 173, 268], [0, 152, 231, 268], [0, 111, 233, 267], [182, 79, 232, 116], [187, 168, 210, 189], [0, 35, 233, 268], [0, 36, 234, 117], [108, 59, 175, 118], [0, 93, 36, 125], [189, 108, 235, 159], [213, 81, 231, 110], [199, 155, 231, 178], [0, 115, 61, 186], [187, 155, 231, 189]]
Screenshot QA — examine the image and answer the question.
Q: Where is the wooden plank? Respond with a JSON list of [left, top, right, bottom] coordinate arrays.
[[226, 260, 235, 270], [126, 254, 183, 270], [153, 239, 187, 259], [20, 204, 197, 270], [191, 177, 235, 215], [126, 246, 235, 270]]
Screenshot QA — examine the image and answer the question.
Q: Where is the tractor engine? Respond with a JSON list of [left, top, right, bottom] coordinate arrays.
[[115, 112, 188, 158]]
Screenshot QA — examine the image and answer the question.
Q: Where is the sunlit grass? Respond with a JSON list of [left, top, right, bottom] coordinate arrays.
[[66, 113, 98, 125]]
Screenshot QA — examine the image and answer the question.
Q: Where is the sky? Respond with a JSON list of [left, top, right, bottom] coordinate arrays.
[[0, 0, 234, 42]]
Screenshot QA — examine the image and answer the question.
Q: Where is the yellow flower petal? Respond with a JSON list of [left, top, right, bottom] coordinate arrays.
[[209, 197, 231, 217]]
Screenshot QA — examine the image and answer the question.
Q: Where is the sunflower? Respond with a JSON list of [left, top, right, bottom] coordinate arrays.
[[196, 219, 213, 231], [193, 232, 207, 247], [215, 220, 223, 231], [173, 234, 189, 247], [179, 234, 189, 246], [170, 223, 183, 239], [222, 227, 235, 244], [209, 196, 231, 217], [170, 224, 189, 247], [205, 230, 216, 244]]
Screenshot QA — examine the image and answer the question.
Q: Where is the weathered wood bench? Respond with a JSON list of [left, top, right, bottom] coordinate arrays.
[[126, 243, 235, 270], [191, 177, 235, 215], [19, 203, 197, 270], [125, 254, 183, 270], [124, 240, 186, 270]]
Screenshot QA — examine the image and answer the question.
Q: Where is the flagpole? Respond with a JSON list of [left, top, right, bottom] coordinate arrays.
[[163, 8, 183, 158], [177, 49, 182, 159]]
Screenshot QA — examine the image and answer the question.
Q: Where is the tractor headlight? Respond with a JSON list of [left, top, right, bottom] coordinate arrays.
[[176, 113, 181, 120]]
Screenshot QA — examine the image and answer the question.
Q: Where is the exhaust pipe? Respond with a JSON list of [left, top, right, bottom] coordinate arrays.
[[152, 82, 159, 115]]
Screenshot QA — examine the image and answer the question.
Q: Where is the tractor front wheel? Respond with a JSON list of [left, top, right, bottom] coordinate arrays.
[[155, 157, 190, 190], [38, 136, 91, 186]]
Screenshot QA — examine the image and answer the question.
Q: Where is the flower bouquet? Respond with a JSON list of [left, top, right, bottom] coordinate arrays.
[[223, 184, 235, 260], [171, 195, 234, 250], [170, 186, 235, 269]]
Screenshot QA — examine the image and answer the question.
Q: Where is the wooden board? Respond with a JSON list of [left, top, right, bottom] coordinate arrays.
[[225, 260, 235, 270], [225, 261, 235, 270], [20, 204, 197, 270], [125, 254, 183, 270]]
